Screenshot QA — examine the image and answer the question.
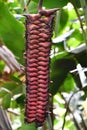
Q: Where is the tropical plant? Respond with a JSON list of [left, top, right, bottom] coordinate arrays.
[[0, 0, 87, 130]]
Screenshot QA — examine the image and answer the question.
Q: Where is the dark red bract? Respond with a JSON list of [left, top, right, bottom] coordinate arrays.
[[25, 11, 56, 126]]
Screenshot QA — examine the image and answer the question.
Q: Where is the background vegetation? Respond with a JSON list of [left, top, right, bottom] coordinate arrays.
[[0, 0, 87, 130]]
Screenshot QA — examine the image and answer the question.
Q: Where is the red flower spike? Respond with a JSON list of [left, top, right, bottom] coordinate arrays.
[[25, 8, 59, 126]]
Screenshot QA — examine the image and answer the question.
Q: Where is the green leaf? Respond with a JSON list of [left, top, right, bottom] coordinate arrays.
[[72, 72, 82, 89], [33, 0, 68, 8], [12, 84, 24, 95], [10, 100, 18, 108], [2, 93, 11, 109], [54, 51, 69, 59], [50, 54, 76, 95], [1, 81, 18, 91], [27, 1, 38, 14], [58, 9, 69, 34], [16, 94, 25, 108], [69, 0, 81, 8], [59, 73, 74, 92], [0, 60, 5, 72], [0, 90, 8, 98], [75, 51, 87, 67], [0, 1, 24, 64], [67, 30, 83, 48], [10, 75, 22, 84], [1, 81, 24, 96], [20, 123, 37, 130]]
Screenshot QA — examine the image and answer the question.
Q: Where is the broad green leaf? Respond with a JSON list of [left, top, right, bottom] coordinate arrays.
[[1, 81, 18, 91], [33, 0, 68, 8], [16, 94, 25, 108], [12, 84, 24, 95], [69, 0, 81, 8], [1, 81, 24, 96], [20, 123, 37, 130], [0, 90, 8, 98], [27, 1, 38, 14], [72, 72, 82, 89], [58, 9, 69, 34], [50, 54, 76, 95], [75, 50, 87, 66], [7, 1, 23, 14], [59, 73, 74, 92], [51, 51, 68, 59], [72, 21, 80, 30], [68, 7, 77, 20], [67, 30, 83, 48], [2, 0, 8, 2], [2, 93, 11, 109], [10, 75, 22, 84], [10, 100, 18, 108], [0, 1, 25, 64], [65, 120, 76, 130], [0, 60, 5, 71]]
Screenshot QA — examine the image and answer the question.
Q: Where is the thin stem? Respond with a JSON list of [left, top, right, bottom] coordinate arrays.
[[72, 113, 81, 130], [47, 113, 53, 130], [80, 0, 87, 26], [61, 90, 81, 130], [23, 0, 31, 12], [79, 0, 87, 42], [62, 108, 68, 130], [80, 113, 87, 130], [51, 96, 54, 129], [0, 107, 12, 130], [38, 0, 43, 11], [7, 109, 20, 116], [42, 123, 47, 130], [61, 93, 75, 130], [47, 96, 53, 130], [69, 0, 86, 42], [54, 11, 61, 37]]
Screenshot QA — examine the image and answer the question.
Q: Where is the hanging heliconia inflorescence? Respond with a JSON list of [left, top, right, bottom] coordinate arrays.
[[24, 0, 59, 127]]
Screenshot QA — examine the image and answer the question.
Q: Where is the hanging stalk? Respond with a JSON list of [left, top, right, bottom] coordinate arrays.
[[24, 0, 59, 127], [69, 0, 86, 43], [79, 0, 87, 42], [23, 0, 31, 12]]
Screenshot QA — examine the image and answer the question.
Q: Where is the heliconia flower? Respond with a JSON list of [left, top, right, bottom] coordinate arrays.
[[24, 8, 58, 126]]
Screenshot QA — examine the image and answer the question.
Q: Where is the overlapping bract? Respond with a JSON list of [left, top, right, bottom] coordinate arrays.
[[25, 13, 54, 126]]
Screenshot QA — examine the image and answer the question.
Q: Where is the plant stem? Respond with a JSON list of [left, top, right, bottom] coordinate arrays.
[[23, 0, 31, 12], [72, 113, 81, 130], [79, 0, 87, 42], [80, 113, 87, 130], [38, 0, 43, 12], [61, 90, 82, 130], [47, 113, 53, 130], [7, 109, 20, 116], [54, 11, 61, 37], [69, 0, 86, 43], [61, 93, 75, 130], [0, 107, 12, 130]]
